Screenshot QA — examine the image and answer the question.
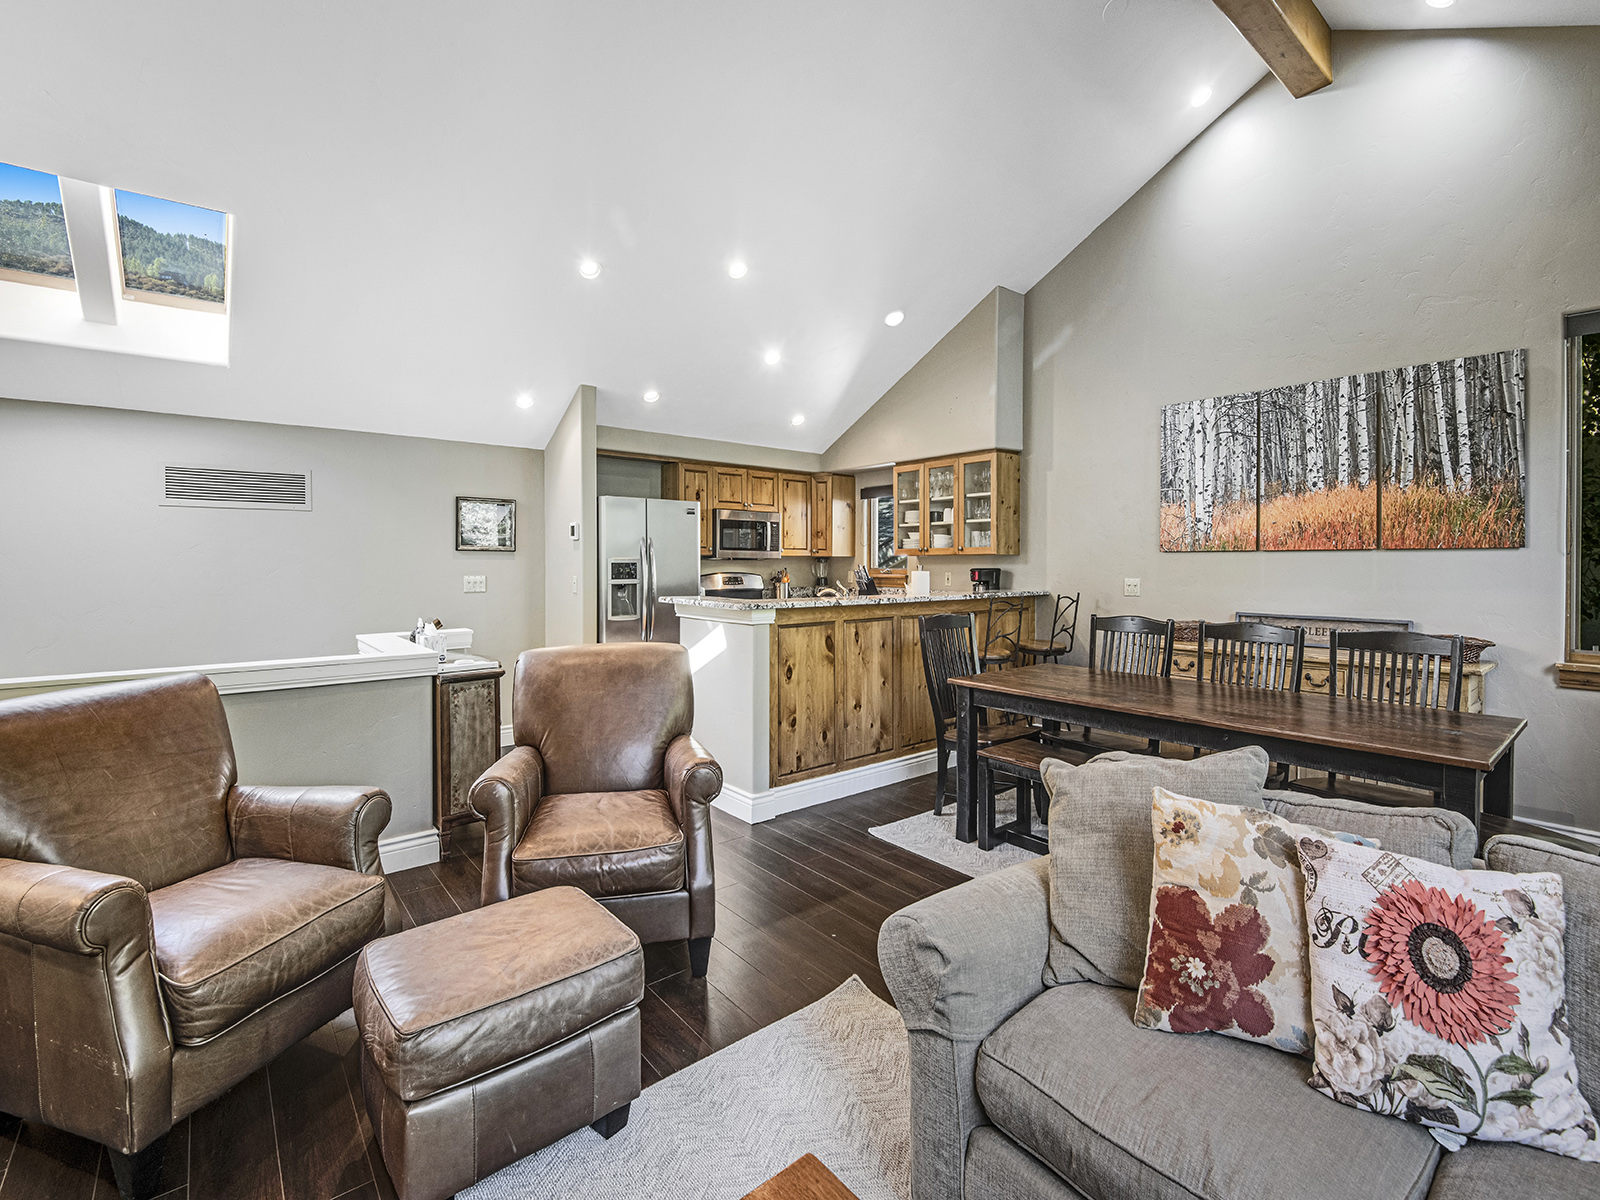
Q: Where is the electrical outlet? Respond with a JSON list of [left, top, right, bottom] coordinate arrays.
[[1124, 578, 1141, 597], [463, 574, 486, 593], [571, 574, 578, 594], [944, 572, 952, 587]]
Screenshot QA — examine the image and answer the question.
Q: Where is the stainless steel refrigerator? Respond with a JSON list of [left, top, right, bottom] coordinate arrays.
[[598, 496, 703, 644]]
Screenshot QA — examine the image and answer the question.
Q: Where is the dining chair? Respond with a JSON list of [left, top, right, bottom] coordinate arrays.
[[1294, 630, 1466, 802], [919, 613, 1036, 814], [980, 596, 1027, 669], [1197, 620, 1306, 692], [1085, 614, 1176, 754], [1018, 592, 1081, 665]]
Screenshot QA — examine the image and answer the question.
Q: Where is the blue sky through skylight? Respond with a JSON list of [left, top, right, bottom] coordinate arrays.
[[0, 162, 64, 205], [115, 189, 227, 244]]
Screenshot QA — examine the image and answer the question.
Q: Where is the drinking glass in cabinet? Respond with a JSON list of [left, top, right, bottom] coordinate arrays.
[[928, 465, 955, 502], [963, 460, 991, 495]]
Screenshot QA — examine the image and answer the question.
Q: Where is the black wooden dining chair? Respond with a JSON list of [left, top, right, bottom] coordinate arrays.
[[1293, 630, 1466, 802], [1085, 614, 1175, 754], [1197, 621, 1306, 692], [1018, 592, 1081, 665], [919, 612, 1037, 814]]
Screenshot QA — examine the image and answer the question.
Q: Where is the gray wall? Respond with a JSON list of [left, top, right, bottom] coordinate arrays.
[[0, 398, 545, 711], [1022, 28, 1600, 829], [544, 385, 598, 646]]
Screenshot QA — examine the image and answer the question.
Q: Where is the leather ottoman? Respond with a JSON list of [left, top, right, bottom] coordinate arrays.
[[353, 887, 644, 1200]]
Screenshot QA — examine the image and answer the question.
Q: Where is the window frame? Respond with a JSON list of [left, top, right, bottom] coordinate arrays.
[[112, 190, 231, 315], [1567, 313, 1600, 666], [860, 485, 906, 574]]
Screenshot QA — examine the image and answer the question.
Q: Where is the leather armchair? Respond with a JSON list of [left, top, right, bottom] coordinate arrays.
[[0, 674, 394, 1200], [472, 642, 721, 976]]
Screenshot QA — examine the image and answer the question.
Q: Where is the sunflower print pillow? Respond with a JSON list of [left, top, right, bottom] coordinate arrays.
[[1134, 788, 1375, 1056], [1299, 837, 1599, 1162]]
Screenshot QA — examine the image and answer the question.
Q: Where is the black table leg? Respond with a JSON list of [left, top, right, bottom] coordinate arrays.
[[1440, 766, 1482, 828], [956, 687, 980, 843], [1482, 744, 1514, 820]]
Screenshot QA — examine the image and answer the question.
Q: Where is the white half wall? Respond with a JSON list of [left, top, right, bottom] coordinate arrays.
[[544, 385, 598, 646]]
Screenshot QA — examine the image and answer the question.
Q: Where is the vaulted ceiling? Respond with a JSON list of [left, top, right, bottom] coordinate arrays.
[[0, 1, 1592, 452]]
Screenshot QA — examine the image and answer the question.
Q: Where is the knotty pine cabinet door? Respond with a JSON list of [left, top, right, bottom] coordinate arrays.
[[841, 616, 894, 761], [713, 467, 747, 508], [680, 464, 713, 556], [747, 469, 779, 512], [779, 474, 812, 555], [895, 614, 938, 749], [774, 621, 836, 779]]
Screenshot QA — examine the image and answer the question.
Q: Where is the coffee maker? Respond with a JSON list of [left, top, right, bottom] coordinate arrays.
[[970, 568, 1003, 593]]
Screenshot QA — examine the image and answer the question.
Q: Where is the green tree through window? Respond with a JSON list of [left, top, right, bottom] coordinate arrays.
[[1579, 334, 1600, 650]]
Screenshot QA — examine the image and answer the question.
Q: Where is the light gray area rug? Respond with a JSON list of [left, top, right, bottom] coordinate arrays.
[[868, 788, 1043, 877], [461, 976, 910, 1200]]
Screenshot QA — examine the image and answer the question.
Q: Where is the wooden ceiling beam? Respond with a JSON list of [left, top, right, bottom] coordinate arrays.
[[1212, 0, 1332, 98]]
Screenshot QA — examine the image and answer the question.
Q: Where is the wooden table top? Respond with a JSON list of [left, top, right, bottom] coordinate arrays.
[[950, 664, 1526, 771], [741, 1154, 861, 1200]]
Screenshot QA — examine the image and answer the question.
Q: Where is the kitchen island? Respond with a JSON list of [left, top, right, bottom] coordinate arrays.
[[664, 590, 1047, 822]]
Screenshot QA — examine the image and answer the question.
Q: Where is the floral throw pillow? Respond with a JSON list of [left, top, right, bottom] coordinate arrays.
[[1300, 837, 1599, 1162], [1134, 788, 1374, 1056]]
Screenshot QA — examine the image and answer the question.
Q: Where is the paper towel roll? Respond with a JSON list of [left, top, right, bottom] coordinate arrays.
[[909, 570, 930, 596]]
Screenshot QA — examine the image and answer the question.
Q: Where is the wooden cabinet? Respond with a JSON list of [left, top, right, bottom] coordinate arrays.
[[889, 449, 1021, 557], [779, 474, 812, 555], [811, 474, 856, 558], [661, 461, 713, 557], [747, 469, 778, 512], [433, 667, 504, 844], [841, 616, 894, 761], [713, 467, 747, 509], [895, 614, 938, 750], [774, 621, 836, 777]]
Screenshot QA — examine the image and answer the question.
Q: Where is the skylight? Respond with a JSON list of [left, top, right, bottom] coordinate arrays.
[[0, 162, 75, 289], [114, 188, 228, 311]]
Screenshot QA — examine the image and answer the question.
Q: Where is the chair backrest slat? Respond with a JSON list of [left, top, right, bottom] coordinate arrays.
[[1330, 630, 1464, 712], [919, 612, 981, 729], [1197, 621, 1306, 693], [1089, 614, 1175, 678]]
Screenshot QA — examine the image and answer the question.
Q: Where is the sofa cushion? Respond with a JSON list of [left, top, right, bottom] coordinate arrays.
[[1485, 835, 1600, 1114], [1423, 1137, 1598, 1199], [1262, 790, 1476, 869], [512, 790, 685, 898], [354, 886, 644, 1101], [975, 983, 1441, 1200], [1041, 747, 1269, 988], [965, 1126, 1087, 1200], [150, 857, 388, 1045]]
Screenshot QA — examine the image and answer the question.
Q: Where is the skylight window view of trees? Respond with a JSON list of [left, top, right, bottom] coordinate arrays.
[[0, 162, 74, 282], [115, 189, 226, 306]]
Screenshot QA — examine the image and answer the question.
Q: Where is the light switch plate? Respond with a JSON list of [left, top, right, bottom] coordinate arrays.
[[1124, 578, 1141, 597], [463, 574, 486, 593]]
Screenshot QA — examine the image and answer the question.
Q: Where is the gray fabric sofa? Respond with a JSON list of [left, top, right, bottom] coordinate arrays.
[[879, 791, 1599, 1200]]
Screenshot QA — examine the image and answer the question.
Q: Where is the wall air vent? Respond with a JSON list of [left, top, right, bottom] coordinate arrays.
[[161, 464, 312, 510]]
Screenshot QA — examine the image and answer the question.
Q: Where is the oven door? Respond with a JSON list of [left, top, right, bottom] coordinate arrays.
[[712, 510, 782, 559]]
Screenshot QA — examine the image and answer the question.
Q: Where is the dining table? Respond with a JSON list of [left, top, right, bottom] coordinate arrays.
[[949, 663, 1526, 843]]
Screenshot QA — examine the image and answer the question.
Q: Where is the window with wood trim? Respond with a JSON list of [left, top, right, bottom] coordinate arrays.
[[1570, 310, 1600, 660], [861, 486, 906, 572]]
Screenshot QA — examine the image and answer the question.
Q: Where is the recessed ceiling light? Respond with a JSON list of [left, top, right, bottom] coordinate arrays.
[[515, 393, 534, 409], [791, 414, 805, 426], [1426, 0, 1454, 7], [578, 258, 601, 279], [1190, 86, 1213, 108], [884, 310, 904, 327], [728, 260, 748, 279], [763, 347, 781, 366], [643, 389, 659, 402]]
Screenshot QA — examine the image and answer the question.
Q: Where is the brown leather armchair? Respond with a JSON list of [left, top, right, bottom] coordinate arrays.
[[0, 673, 394, 1200], [471, 642, 721, 975]]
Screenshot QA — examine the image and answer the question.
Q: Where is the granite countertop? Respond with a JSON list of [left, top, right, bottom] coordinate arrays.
[[662, 589, 1048, 611]]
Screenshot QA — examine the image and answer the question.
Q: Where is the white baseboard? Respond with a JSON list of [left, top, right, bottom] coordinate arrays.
[[713, 749, 940, 824], [379, 827, 441, 873]]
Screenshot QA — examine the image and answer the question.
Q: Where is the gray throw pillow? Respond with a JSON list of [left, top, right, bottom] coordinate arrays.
[[1040, 746, 1269, 989], [1261, 789, 1476, 869]]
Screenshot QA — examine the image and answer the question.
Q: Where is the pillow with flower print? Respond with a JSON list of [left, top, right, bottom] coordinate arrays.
[[1299, 837, 1599, 1162], [1134, 788, 1376, 1056]]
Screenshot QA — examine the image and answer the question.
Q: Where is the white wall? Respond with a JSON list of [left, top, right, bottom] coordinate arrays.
[[0, 397, 545, 711], [1023, 28, 1600, 829], [824, 287, 1024, 472], [598, 425, 824, 474], [544, 385, 598, 646]]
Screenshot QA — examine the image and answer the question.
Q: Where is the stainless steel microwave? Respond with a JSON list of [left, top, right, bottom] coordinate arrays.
[[711, 509, 781, 559]]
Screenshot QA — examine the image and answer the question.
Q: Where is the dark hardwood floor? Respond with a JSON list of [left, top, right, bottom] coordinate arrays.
[[0, 777, 964, 1200]]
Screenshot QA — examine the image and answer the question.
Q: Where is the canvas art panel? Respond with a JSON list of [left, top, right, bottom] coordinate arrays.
[[1259, 376, 1379, 550], [1158, 396, 1257, 551], [1377, 350, 1527, 549]]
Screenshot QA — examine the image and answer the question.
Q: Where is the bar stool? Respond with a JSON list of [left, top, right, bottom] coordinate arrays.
[[1018, 592, 1080, 665]]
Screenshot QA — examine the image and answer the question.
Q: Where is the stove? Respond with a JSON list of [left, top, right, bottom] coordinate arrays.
[[700, 571, 765, 600]]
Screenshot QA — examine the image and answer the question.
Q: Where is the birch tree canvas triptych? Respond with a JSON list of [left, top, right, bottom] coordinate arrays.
[[1159, 349, 1527, 552]]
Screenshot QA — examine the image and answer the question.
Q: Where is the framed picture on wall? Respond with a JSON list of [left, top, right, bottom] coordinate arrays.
[[456, 496, 516, 551]]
